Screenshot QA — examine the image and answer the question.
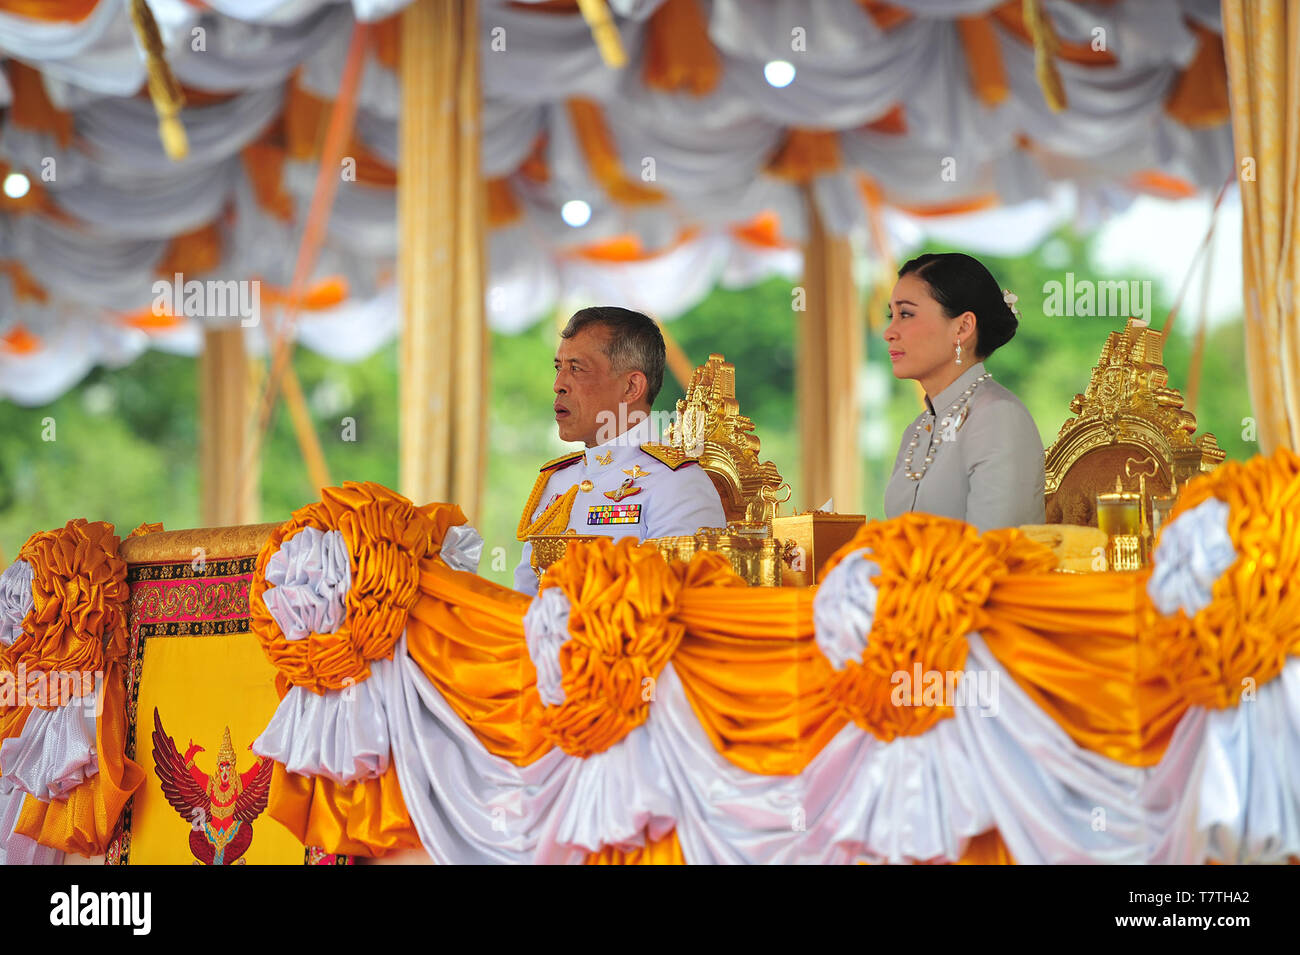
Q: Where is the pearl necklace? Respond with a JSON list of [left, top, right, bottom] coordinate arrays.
[[903, 372, 991, 481]]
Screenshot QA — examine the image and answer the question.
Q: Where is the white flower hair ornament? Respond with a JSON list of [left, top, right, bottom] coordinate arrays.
[[1002, 289, 1020, 319]]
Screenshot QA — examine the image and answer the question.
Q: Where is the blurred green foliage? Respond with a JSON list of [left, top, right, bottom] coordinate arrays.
[[0, 227, 1257, 590]]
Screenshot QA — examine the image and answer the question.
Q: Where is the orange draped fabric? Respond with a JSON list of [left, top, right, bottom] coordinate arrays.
[[486, 177, 524, 228], [1165, 20, 1232, 127], [954, 829, 1016, 865], [250, 450, 1300, 861], [408, 562, 551, 766], [533, 543, 742, 758], [0, 519, 144, 855], [250, 486, 465, 693], [643, 0, 719, 96], [269, 513, 1235, 791], [4, 519, 128, 707], [566, 99, 666, 205], [1142, 450, 1300, 710], [7, 61, 75, 150], [154, 222, 224, 278], [1129, 170, 1199, 200], [518, 134, 550, 184], [0, 262, 48, 305], [267, 762, 421, 859], [873, 827, 1015, 865], [573, 229, 701, 263], [731, 210, 789, 249], [242, 142, 296, 221], [859, 176, 1000, 219], [981, 571, 1187, 767], [858, 1, 911, 31], [371, 13, 401, 71], [586, 828, 686, 864], [0, 0, 98, 21], [284, 82, 398, 187], [671, 567, 1187, 774], [957, 15, 1010, 106], [767, 129, 843, 183], [674, 586, 843, 776], [864, 103, 908, 135], [0, 705, 30, 750]]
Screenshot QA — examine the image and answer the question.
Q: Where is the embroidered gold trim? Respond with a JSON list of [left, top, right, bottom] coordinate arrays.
[[639, 443, 698, 471]]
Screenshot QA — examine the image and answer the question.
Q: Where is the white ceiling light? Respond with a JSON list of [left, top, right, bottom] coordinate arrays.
[[3, 172, 31, 199], [764, 60, 795, 88], [561, 199, 592, 228]]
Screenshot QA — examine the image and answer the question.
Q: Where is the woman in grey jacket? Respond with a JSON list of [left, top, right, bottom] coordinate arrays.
[[882, 252, 1046, 532]]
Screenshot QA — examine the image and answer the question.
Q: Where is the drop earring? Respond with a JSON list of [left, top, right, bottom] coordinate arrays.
[[955, 341, 962, 365]]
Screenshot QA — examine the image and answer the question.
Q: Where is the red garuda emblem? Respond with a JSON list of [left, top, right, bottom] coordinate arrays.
[[152, 708, 273, 865]]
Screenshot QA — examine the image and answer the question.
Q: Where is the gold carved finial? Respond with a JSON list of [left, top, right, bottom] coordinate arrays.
[[1047, 318, 1224, 500], [660, 353, 785, 523]]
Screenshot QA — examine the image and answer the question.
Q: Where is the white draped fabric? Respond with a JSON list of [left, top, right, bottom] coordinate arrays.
[[0, 557, 89, 866], [252, 521, 486, 787], [254, 664, 394, 783], [0, 559, 33, 649], [0, 692, 99, 802]]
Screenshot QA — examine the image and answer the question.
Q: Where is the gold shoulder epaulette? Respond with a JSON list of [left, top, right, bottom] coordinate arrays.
[[639, 443, 698, 471], [540, 450, 584, 473]]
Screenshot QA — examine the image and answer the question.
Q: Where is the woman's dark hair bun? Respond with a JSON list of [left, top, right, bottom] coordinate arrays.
[[897, 252, 1018, 359]]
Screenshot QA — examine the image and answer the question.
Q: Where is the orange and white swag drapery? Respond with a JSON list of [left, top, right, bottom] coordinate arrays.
[[0, 519, 144, 862], [1, 451, 1296, 863], [1, 1, 1237, 406], [246, 451, 1300, 864]]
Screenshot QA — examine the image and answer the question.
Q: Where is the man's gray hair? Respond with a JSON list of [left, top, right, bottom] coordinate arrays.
[[560, 306, 667, 405]]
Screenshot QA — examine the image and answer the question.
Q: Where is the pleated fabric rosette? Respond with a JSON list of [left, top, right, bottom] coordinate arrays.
[[0, 519, 145, 862], [1136, 449, 1300, 863], [248, 481, 484, 857]]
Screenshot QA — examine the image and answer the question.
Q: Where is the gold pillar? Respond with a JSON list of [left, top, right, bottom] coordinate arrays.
[[199, 326, 260, 525], [798, 186, 862, 512], [399, 0, 488, 517], [1222, 0, 1300, 453]]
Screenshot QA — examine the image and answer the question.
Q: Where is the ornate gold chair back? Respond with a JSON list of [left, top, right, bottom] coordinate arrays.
[[660, 353, 786, 523], [1045, 319, 1224, 526]]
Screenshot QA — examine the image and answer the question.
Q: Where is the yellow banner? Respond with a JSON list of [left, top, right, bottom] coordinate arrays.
[[128, 632, 305, 865]]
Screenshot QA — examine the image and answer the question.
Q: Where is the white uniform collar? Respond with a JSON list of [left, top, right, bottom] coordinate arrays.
[[583, 413, 658, 468], [924, 361, 988, 416]]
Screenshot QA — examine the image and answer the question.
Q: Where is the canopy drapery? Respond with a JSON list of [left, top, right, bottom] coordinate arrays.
[[1, 0, 1234, 406]]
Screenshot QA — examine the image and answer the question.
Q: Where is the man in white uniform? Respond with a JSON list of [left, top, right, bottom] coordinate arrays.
[[513, 307, 727, 594]]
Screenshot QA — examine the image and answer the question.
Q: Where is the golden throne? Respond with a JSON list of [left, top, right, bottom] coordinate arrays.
[[1044, 318, 1224, 528]]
